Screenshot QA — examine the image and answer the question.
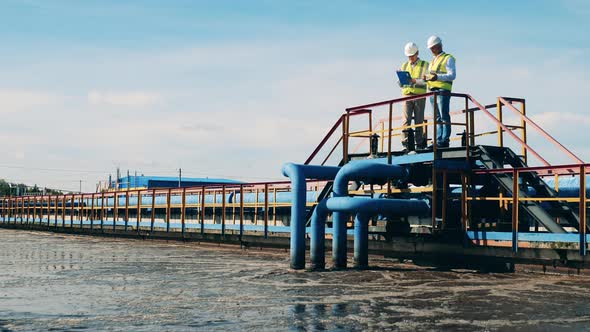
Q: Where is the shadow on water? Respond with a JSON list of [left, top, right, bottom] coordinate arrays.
[[290, 303, 357, 331]]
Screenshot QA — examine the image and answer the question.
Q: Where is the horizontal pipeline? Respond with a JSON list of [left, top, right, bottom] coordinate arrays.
[[3, 191, 321, 208]]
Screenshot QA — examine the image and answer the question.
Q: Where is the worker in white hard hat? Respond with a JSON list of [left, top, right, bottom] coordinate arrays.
[[397, 42, 429, 152], [424, 35, 456, 149]]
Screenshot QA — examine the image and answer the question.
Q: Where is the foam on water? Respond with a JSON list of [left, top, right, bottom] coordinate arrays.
[[1, 228, 590, 331]]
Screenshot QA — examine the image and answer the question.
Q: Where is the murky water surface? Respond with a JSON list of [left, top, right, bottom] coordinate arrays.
[[1, 229, 590, 331]]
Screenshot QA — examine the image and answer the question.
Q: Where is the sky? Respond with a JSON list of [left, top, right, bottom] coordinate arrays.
[[0, 0, 589, 192]]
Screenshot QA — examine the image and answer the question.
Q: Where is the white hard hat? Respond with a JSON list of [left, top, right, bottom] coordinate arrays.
[[404, 42, 419, 56], [427, 35, 442, 48]]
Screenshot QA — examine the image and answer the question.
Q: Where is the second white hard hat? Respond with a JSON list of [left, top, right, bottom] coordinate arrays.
[[427, 35, 442, 48], [404, 42, 419, 56]]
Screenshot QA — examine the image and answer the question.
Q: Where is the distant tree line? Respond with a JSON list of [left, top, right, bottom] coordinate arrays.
[[0, 179, 63, 196]]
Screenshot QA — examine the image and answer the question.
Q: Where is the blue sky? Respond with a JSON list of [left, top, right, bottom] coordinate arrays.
[[0, 0, 588, 191]]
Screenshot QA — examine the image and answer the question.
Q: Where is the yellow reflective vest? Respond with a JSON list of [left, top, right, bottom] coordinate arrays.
[[427, 53, 455, 91], [401, 59, 428, 95]]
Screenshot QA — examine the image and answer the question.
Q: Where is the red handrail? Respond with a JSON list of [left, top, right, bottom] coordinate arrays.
[[498, 97, 583, 164], [472, 162, 590, 175], [465, 94, 550, 166], [304, 109, 371, 165], [304, 114, 344, 165], [346, 92, 443, 112]]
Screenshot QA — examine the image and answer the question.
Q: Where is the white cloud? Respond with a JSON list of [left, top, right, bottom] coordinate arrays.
[[0, 89, 66, 113], [87, 90, 162, 107], [531, 112, 590, 130], [1, 31, 590, 190]]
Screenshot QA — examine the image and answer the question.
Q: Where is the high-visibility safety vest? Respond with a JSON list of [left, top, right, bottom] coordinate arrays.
[[401, 59, 428, 95], [427, 52, 455, 91]]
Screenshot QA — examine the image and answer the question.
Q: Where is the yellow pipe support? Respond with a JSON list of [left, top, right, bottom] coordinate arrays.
[[380, 121, 385, 152]]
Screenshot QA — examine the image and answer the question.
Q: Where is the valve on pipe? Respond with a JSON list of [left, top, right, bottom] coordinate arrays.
[[370, 134, 380, 156]]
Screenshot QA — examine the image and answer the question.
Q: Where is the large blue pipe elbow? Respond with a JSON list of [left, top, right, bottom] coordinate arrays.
[[331, 160, 409, 268], [332, 160, 409, 196], [282, 163, 340, 270], [310, 196, 428, 269]]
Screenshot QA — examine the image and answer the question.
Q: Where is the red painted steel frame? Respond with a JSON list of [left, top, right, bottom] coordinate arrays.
[[498, 97, 583, 164]]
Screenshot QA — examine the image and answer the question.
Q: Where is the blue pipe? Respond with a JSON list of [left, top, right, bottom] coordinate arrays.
[[311, 196, 429, 269], [310, 198, 328, 269], [543, 176, 590, 197], [354, 213, 370, 268], [281, 163, 341, 270], [331, 159, 409, 268]]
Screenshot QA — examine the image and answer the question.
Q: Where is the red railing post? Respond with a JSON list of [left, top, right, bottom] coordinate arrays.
[[461, 173, 468, 233], [32, 196, 36, 224], [343, 112, 350, 164], [150, 189, 156, 232], [200, 186, 206, 235], [79, 194, 84, 229], [264, 183, 269, 238], [580, 165, 587, 256], [90, 193, 95, 230], [54, 195, 58, 227], [512, 169, 519, 253], [70, 194, 75, 227], [124, 191, 129, 231], [166, 188, 171, 232], [61, 195, 66, 227], [240, 184, 244, 240], [40, 196, 44, 224], [433, 92, 438, 154], [520, 99, 528, 164], [181, 187, 186, 236], [387, 103, 393, 164], [464, 97, 470, 158], [221, 185, 226, 237], [496, 98, 504, 148], [367, 110, 373, 154], [137, 190, 142, 233], [113, 192, 118, 231], [100, 192, 105, 230]]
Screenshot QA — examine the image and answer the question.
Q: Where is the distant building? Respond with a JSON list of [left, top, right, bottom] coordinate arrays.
[[112, 176, 243, 190]]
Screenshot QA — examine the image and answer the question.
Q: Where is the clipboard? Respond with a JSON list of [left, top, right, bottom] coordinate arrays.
[[396, 70, 412, 86]]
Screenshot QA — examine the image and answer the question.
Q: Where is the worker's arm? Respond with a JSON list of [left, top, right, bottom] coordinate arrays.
[[412, 78, 427, 86], [436, 57, 456, 81]]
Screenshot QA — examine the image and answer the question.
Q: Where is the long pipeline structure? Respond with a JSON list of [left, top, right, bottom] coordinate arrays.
[[1, 92, 589, 271]]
